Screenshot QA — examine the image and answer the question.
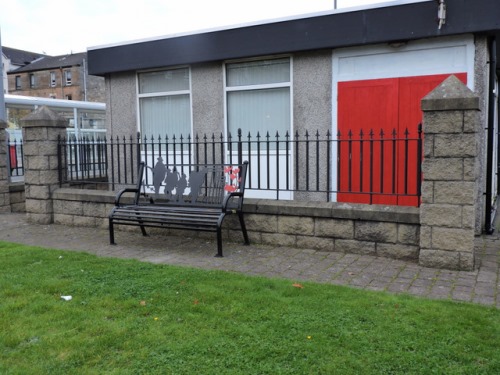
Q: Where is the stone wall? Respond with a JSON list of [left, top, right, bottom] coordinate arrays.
[[51, 188, 421, 262], [9, 184, 25, 212], [0, 69, 487, 272], [0, 120, 11, 213], [21, 106, 67, 224], [419, 75, 481, 271]]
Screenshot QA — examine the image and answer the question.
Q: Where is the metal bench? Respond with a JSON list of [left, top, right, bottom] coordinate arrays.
[[109, 161, 250, 257]]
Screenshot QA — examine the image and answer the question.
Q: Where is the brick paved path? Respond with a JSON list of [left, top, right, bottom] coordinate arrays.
[[0, 213, 498, 308]]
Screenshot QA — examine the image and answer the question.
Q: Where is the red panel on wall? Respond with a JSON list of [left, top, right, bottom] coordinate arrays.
[[337, 73, 467, 206]]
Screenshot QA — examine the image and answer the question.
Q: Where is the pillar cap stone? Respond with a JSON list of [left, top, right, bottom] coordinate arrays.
[[421, 75, 479, 111], [21, 106, 67, 128]]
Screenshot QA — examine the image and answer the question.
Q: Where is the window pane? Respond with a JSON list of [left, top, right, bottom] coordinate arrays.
[[140, 95, 190, 136], [227, 58, 290, 87], [139, 68, 189, 94], [227, 87, 290, 136]]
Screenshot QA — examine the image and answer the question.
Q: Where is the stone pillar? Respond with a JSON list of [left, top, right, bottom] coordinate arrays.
[[21, 106, 67, 224], [0, 119, 11, 212], [419, 75, 481, 271]]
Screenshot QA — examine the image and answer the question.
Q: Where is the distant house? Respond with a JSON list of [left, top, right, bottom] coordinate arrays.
[[2, 46, 45, 94], [7, 52, 105, 103], [87, 0, 499, 229]]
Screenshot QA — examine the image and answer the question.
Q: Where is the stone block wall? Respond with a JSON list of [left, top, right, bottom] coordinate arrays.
[[0, 120, 11, 213], [21, 106, 67, 224], [0, 75, 486, 271], [240, 200, 420, 260], [419, 75, 481, 271], [52, 188, 115, 228], [9, 184, 25, 212], [50, 187, 421, 262]]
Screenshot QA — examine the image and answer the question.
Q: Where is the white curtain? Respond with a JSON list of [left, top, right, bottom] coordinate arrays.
[[140, 95, 190, 137], [227, 88, 290, 137], [138, 68, 190, 137], [226, 58, 291, 137], [226, 58, 290, 87], [139, 68, 189, 94]]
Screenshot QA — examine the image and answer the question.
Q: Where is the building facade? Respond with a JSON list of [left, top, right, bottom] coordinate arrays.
[[7, 52, 105, 102], [2, 46, 45, 94], [87, 0, 499, 233]]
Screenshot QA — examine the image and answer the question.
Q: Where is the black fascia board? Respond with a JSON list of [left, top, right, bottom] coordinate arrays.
[[87, 0, 500, 76]]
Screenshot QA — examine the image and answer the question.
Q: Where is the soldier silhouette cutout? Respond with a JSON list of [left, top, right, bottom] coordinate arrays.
[[188, 168, 208, 203], [164, 168, 179, 200], [152, 157, 166, 198], [176, 172, 188, 202]]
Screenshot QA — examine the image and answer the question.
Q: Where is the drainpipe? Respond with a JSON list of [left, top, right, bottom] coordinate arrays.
[[0, 30, 6, 122], [60, 67, 64, 99], [485, 38, 497, 234], [82, 58, 87, 101]]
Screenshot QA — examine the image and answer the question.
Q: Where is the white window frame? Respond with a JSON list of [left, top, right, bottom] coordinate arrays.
[[64, 70, 72, 86], [136, 66, 193, 137], [224, 56, 293, 138], [223, 55, 294, 200], [50, 71, 56, 87], [29, 74, 36, 88], [136, 66, 194, 195]]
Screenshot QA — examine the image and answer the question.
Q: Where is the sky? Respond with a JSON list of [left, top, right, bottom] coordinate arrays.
[[0, 0, 399, 56]]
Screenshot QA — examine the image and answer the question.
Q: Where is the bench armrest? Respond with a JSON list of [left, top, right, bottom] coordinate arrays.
[[115, 162, 147, 206], [222, 191, 244, 212], [115, 188, 140, 206]]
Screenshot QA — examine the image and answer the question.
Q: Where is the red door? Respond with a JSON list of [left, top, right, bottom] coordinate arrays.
[[337, 73, 467, 206], [337, 78, 399, 205]]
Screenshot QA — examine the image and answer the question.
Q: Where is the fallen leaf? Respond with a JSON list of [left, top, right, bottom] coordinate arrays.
[[193, 299, 199, 305], [292, 283, 304, 289], [140, 300, 146, 306]]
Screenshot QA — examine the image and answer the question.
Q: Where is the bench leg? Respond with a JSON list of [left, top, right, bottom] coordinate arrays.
[[134, 212, 148, 237], [109, 218, 116, 245], [215, 227, 223, 257], [238, 212, 250, 245]]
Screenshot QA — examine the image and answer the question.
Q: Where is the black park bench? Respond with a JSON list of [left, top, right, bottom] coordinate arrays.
[[108, 161, 250, 257]]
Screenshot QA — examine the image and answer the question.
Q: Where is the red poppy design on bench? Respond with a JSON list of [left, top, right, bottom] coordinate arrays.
[[224, 166, 241, 192]]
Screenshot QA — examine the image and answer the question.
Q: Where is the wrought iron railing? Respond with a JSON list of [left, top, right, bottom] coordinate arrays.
[[57, 127, 422, 206]]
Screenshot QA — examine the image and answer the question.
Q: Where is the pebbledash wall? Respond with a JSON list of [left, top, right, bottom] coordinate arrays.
[[0, 75, 484, 271]]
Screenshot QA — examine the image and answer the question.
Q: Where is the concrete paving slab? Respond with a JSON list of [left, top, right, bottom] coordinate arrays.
[[0, 212, 498, 307]]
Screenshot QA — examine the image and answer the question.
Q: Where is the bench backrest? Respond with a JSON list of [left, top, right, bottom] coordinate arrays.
[[137, 161, 248, 209]]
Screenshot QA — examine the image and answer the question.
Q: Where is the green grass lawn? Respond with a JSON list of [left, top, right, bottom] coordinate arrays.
[[1, 241, 499, 375]]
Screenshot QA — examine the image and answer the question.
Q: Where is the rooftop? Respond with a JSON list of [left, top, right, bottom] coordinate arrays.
[[2, 46, 46, 67], [10, 52, 87, 73], [87, 0, 500, 76]]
